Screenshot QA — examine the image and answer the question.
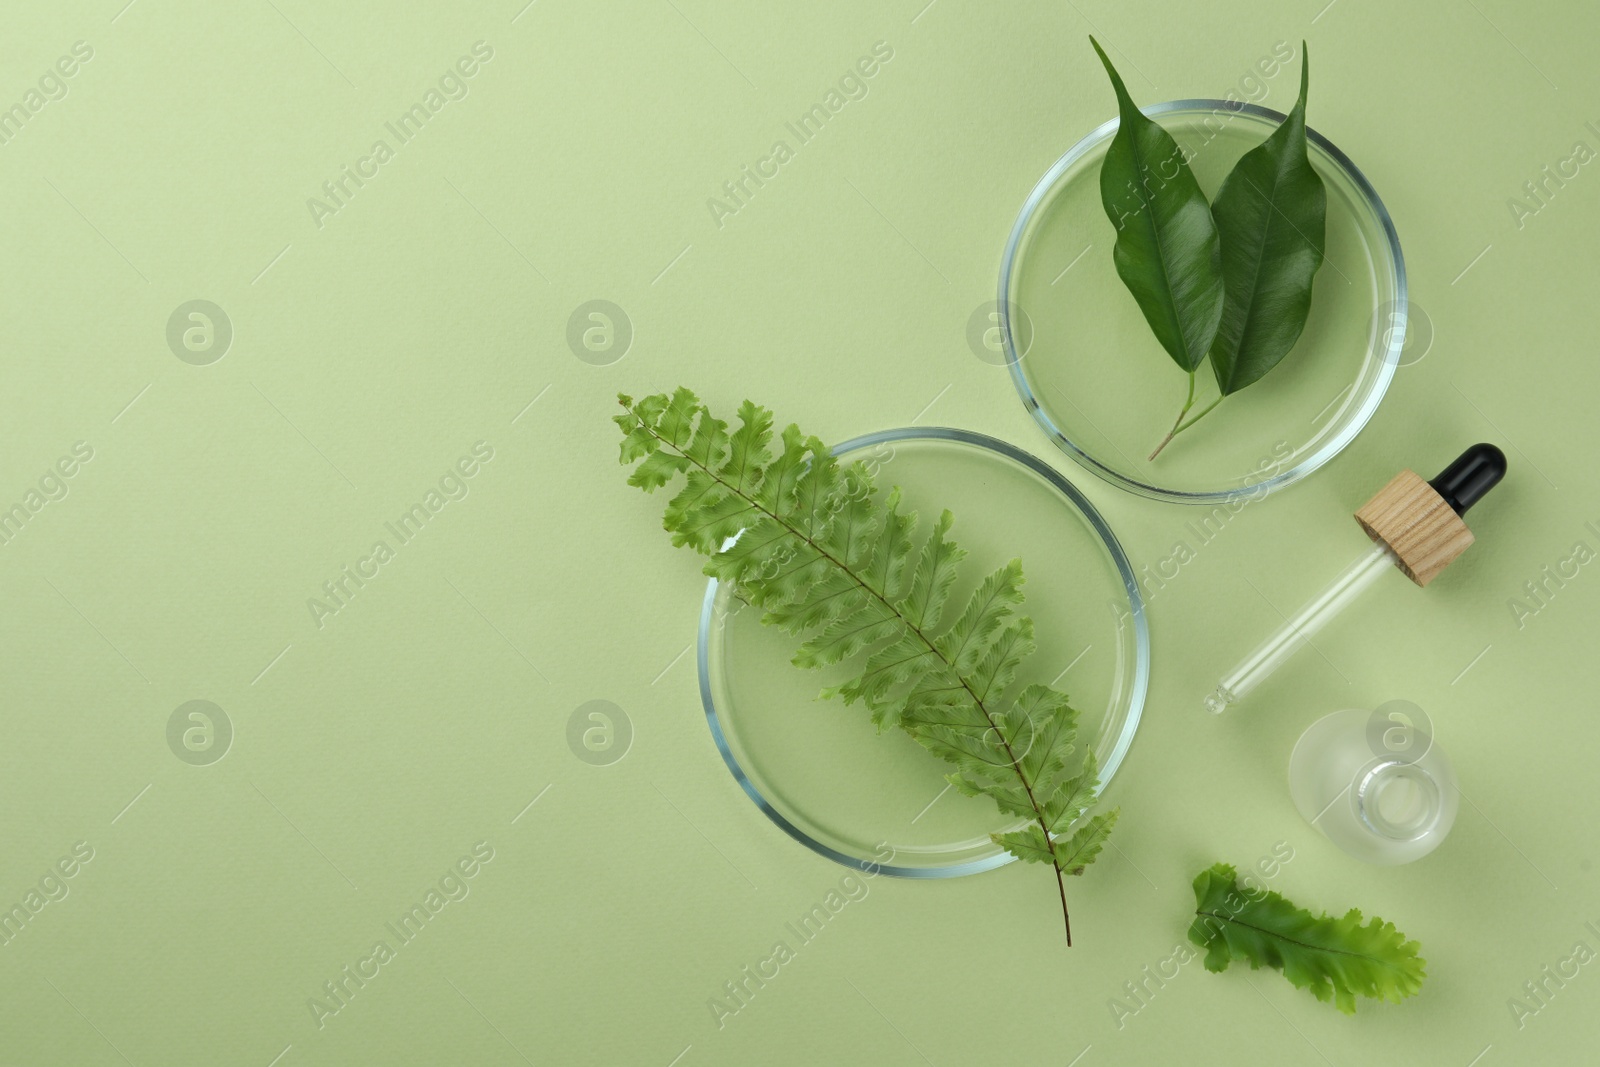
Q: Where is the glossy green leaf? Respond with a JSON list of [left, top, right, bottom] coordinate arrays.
[[1090, 37, 1224, 372], [1188, 863, 1426, 1014], [1207, 44, 1327, 394]]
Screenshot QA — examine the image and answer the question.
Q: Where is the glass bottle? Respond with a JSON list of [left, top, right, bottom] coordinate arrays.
[[1288, 702, 1457, 865]]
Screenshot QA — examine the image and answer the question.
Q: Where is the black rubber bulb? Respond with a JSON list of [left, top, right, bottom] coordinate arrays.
[[1429, 443, 1507, 516]]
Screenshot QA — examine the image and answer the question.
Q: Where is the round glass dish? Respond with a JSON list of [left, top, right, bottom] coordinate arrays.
[[998, 99, 1406, 504], [697, 427, 1149, 878]]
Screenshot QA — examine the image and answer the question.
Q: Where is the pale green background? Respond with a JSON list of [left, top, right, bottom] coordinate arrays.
[[2, 1, 1596, 1064]]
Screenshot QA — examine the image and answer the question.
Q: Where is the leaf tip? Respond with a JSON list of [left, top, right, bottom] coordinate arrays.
[[1088, 35, 1120, 87], [1298, 41, 1310, 109]]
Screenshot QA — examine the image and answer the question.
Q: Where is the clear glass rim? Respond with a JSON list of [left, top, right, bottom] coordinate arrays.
[[1355, 758, 1441, 841], [696, 425, 1151, 879], [997, 98, 1408, 506]]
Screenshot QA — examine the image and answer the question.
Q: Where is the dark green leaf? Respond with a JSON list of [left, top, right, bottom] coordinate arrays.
[[1090, 37, 1224, 372], [1207, 44, 1327, 395]]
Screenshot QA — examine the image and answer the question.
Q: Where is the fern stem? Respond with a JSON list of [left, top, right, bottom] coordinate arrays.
[[1194, 911, 1407, 966], [1055, 863, 1072, 947], [625, 399, 1077, 943]]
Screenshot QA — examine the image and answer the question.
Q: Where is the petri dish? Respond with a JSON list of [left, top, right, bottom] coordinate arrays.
[[697, 427, 1148, 878], [998, 99, 1406, 504]]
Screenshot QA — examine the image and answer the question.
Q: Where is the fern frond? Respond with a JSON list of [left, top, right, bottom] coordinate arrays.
[[936, 559, 1024, 672], [616, 391, 1118, 944], [1188, 863, 1426, 1013], [896, 511, 964, 631], [1052, 810, 1118, 875]]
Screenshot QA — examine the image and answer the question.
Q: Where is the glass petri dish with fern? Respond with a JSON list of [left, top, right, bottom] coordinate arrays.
[[692, 425, 1149, 881]]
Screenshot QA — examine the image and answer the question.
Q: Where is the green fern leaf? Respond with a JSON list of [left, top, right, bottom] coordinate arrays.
[[626, 449, 688, 491], [724, 400, 774, 494], [992, 824, 1057, 865], [654, 387, 701, 448], [1013, 685, 1078, 788], [706, 518, 789, 586], [681, 405, 729, 469], [1052, 810, 1117, 875], [968, 618, 1035, 702], [832, 632, 939, 725], [818, 463, 884, 568], [787, 438, 842, 539], [616, 391, 1117, 945], [763, 573, 866, 636], [662, 472, 752, 552], [896, 511, 965, 631], [755, 425, 809, 515], [1041, 751, 1100, 833], [791, 601, 899, 669], [860, 487, 916, 598], [911, 710, 1025, 780], [937, 559, 1024, 673], [1188, 863, 1426, 1013], [950, 773, 1034, 821]]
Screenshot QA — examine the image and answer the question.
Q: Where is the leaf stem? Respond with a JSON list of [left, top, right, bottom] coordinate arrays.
[[1147, 370, 1197, 461], [1148, 374, 1225, 460], [1194, 910, 1409, 967], [1172, 395, 1224, 437], [625, 397, 1077, 944], [1056, 864, 1072, 947]]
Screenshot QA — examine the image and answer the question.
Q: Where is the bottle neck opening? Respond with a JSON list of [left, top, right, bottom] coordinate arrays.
[[1354, 759, 1441, 841]]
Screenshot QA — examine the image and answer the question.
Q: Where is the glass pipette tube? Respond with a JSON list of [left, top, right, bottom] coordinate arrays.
[[1204, 542, 1397, 714], [1204, 444, 1507, 715]]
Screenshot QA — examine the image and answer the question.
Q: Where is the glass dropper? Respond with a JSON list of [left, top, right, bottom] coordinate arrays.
[[1205, 444, 1507, 714]]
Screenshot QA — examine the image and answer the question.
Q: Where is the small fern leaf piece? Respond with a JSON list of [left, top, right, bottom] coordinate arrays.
[[1013, 684, 1079, 789], [949, 771, 1034, 820], [707, 518, 792, 585], [937, 558, 1025, 674], [654, 387, 701, 448], [992, 824, 1056, 865], [762, 573, 867, 636], [682, 405, 730, 470], [758, 545, 833, 611], [896, 511, 965, 631], [1041, 751, 1100, 833], [755, 424, 809, 516], [724, 399, 774, 495], [626, 449, 689, 491], [791, 602, 901, 670], [833, 634, 940, 727], [1052, 809, 1118, 875], [860, 487, 917, 599], [911, 719, 1019, 780], [1188, 863, 1426, 1014], [664, 473, 752, 553], [968, 617, 1036, 703], [787, 438, 842, 539], [614, 403, 660, 465], [819, 462, 885, 569]]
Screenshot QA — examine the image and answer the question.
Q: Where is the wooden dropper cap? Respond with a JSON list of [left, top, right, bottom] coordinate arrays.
[[1353, 444, 1507, 587]]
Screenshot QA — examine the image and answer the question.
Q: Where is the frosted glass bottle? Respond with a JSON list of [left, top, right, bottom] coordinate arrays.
[[1288, 703, 1458, 865]]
